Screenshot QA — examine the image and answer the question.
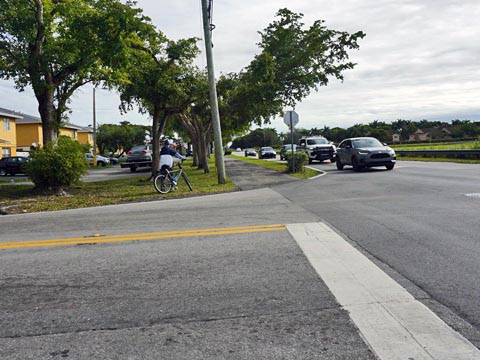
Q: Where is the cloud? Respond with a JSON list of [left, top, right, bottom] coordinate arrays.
[[1, 0, 479, 132]]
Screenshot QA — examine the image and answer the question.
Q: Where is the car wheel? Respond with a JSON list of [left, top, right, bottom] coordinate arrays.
[[97, 161, 104, 166], [0, 169, 7, 176], [386, 163, 395, 170], [352, 156, 362, 172], [336, 158, 344, 170], [130, 166, 137, 173], [308, 157, 313, 164]]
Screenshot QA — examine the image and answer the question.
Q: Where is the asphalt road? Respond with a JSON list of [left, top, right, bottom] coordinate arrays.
[[275, 160, 480, 338], [1, 158, 480, 359]]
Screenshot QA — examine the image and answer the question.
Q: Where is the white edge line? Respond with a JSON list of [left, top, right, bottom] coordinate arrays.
[[305, 166, 326, 179]]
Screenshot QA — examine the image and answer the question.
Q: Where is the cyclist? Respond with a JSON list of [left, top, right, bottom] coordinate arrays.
[[159, 139, 185, 180]]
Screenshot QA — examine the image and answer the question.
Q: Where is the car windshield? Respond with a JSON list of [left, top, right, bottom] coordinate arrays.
[[307, 138, 328, 145], [283, 145, 296, 150], [352, 138, 383, 148], [262, 147, 274, 151]]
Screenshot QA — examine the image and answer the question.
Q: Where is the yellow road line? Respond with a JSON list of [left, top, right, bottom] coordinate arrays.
[[0, 224, 287, 250]]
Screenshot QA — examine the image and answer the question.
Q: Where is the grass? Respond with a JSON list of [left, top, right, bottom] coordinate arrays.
[[392, 141, 480, 150], [0, 160, 236, 215], [396, 155, 480, 164], [229, 154, 320, 178], [392, 140, 480, 164]]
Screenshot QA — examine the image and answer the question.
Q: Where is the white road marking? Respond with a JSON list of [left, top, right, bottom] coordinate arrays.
[[287, 222, 480, 360], [466, 193, 480, 198]]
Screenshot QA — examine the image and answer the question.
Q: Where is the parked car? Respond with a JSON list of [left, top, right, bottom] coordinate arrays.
[[336, 137, 396, 171], [85, 153, 110, 166], [0, 156, 29, 176], [100, 154, 119, 165], [258, 146, 276, 159], [244, 148, 256, 157], [279, 144, 297, 161], [235, 148, 242, 152], [126, 144, 152, 162]]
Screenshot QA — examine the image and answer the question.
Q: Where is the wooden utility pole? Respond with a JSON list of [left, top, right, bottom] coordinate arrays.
[[201, 0, 226, 184]]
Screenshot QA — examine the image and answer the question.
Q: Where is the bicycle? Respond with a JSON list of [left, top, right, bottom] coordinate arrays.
[[153, 161, 193, 194]]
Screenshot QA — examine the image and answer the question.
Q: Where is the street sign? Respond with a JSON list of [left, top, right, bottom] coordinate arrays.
[[283, 110, 299, 128]]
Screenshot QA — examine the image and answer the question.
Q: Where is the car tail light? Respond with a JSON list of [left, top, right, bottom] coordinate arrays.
[[142, 150, 148, 154], [127, 151, 132, 155]]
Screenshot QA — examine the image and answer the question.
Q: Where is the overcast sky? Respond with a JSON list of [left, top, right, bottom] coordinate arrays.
[[1, 0, 479, 132]]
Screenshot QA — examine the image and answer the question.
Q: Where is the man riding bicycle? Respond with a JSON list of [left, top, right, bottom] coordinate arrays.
[[159, 139, 185, 176]]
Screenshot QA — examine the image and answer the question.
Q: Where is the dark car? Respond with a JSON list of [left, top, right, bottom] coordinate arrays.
[[258, 146, 276, 159], [279, 144, 297, 161], [127, 144, 152, 162], [100, 154, 119, 165], [244, 148, 256, 157], [336, 137, 396, 171], [0, 156, 29, 176]]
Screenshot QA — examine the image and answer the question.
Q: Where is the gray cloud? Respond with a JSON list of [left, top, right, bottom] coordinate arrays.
[[1, 0, 478, 131]]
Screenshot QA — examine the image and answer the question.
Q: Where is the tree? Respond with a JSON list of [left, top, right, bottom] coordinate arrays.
[[0, 0, 150, 145], [237, 8, 365, 126], [117, 28, 199, 177], [96, 122, 147, 155]]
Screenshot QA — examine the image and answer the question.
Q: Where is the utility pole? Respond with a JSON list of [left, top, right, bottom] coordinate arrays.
[[92, 87, 97, 166], [201, 0, 226, 184]]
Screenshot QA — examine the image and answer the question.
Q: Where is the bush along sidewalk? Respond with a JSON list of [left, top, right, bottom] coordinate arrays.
[[285, 151, 308, 173]]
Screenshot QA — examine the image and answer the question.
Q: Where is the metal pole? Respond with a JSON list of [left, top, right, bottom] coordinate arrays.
[[201, 0, 226, 184], [290, 112, 295, 172], [93, 87, 97, 166]]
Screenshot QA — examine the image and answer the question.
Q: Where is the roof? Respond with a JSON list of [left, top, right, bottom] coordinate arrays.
[[0, 107, 41, 123], [0, 110, 23, 120], [0, 106, 85, 130]]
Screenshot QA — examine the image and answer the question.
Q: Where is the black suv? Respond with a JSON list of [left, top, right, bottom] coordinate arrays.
[[0, 156, 29, 176]]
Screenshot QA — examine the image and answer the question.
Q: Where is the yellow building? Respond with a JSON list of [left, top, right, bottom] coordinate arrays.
[[0, 110, 21, 158], [77, 126, 94, 149], [0, 107, 94, 153]]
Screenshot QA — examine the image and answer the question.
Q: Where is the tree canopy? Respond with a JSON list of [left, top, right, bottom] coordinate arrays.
[[0, 0, 152, 144]]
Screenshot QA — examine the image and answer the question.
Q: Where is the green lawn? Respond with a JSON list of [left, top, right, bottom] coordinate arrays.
[[229, 154, 320, 178], [0, 160, 236, 215], [392, 141, 480, 150]]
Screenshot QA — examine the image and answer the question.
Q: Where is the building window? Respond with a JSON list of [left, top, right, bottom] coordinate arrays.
[[71, 130, 76, 139], [3, 118, 10, 131], [2, 148, 11, 157]]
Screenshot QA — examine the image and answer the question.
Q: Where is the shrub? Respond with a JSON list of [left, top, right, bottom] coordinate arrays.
[[25, 136, 88, 192], [285, 151, 308, 173]]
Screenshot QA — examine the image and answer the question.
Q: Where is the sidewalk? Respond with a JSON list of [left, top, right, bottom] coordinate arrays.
[[224, 156, 299, 190]]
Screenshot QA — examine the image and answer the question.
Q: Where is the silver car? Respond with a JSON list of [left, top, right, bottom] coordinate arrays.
[[336, 137, 396, 171], [126, 144, 152, 162], [85, 153, 110, 166]]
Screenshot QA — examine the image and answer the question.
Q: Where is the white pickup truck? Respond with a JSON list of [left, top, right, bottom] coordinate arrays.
[[298, 136, 337, 164]]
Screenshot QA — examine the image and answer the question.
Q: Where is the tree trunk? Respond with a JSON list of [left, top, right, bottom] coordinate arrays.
[[196, 132, 210, 173], [178, 113, 212, 172], [36, 89, 58, 145]]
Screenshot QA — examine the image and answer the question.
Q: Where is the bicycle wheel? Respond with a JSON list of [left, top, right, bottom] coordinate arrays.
[[182, 172, 193, 191], [154, 174, 173, 194]]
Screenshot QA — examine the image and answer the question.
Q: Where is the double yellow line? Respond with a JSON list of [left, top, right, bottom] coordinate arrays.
[[0, 224, 287, 250]]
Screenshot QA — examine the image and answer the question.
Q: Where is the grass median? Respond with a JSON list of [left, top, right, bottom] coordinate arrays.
[[228, 154, 320, 178], [0, 161, 236, 215]]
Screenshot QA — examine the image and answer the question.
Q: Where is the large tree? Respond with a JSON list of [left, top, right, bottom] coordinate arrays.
[[118, 29, 199, 176], [0, 0, 151, 144], [236, 8, 366, 126], [96, 122, 147, 155]]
